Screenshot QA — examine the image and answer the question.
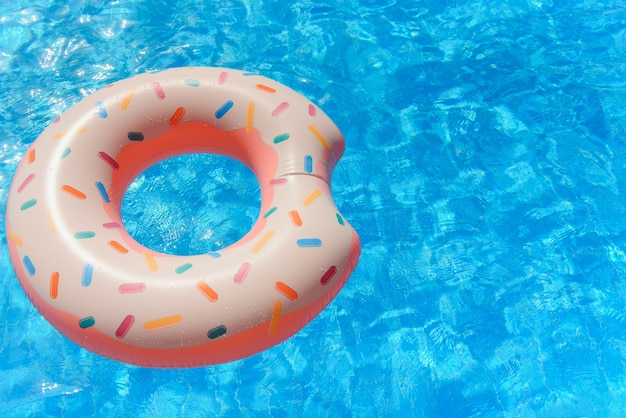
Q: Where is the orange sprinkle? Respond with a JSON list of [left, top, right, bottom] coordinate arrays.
[[252, 230, 274, 253], [308, 125, 329, 148], [303, 189, 322, 206], [46, 210, 58, 234], [143, 252, 158, 271], [60, 185, 86, 200], [77, 126, 87, 134], [246, 102, 255, 133], [52, 132, 66, 140], [275, 281, 298, 301], [7, 231, 23, 247], [120, 88, 135, 109], [27, 149, 36, 164], [196, 281, 218, 302], [268, 300, 282, 335], [288, 210, 303, 227], [108, 240, 129, 254], [169, 106, 185, 126], [50, 272, 59, 299], [255, 84, 276, 93], [144, 314, 183, 331]]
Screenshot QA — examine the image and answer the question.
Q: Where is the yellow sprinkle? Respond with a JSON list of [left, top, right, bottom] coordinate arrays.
[[246, 102, 255, 133], [144, 314, 183, 331], [303, 189, 322, 206], [143, 252, 158, 271], [120, 88, 135, 109], [252, 230, 274, 253], [308, 125, 328, 148], [7, 231, 23, 247]]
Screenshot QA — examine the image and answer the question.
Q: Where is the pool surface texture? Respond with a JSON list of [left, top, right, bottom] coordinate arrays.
[[1, 1, 626, 417]]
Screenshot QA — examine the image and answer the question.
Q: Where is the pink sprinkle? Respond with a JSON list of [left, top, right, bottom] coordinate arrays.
[[218, 71, 228, 85], [98, 151, 119, 170], [115, 315, 135, 339], [53, 116, 61, 124], [152, 82, 165, 100], [234, 262, 251, 284], [17, 173, 36, 193], [269, 178, 288, 186], [102, 222, 122, 229], [320, 265, 338, 286], [271, 102, 290, 117], [308, 104, 316, 117], [119, 283, 146, 294]]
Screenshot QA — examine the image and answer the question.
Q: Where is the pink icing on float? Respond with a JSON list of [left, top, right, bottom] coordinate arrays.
[[6, 67, 361, 368]]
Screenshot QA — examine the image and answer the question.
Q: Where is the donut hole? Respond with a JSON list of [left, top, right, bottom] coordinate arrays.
[[121, 153, 260, 256]]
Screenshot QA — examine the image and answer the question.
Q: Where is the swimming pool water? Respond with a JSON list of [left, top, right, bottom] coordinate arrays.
[[2, 0, 626, 416]]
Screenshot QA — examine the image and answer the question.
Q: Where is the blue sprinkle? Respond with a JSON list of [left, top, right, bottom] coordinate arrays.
[[23, 256, 36, 276], [207, 251, 221, 259], [95, 102, 108, 118], [304, 155, 313, 173], [95, 181, 110, 203], [82, 263, 94, 287], [296, 238, 322, 248], [215, 100, 234, 119], [61, 148, 71, 159]]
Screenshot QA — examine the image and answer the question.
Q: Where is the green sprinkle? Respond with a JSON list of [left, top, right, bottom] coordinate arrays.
[[78, 316, 95, 329], [175, 263, 193, 274], [74, 231, 96, 239], [61, 148, 72, 159], [185, 79, 200, 87], [263, 206, 277, 218], [336, 213, 345, 226], [20, 199, 38, 211], [272, 133, 290, 144]]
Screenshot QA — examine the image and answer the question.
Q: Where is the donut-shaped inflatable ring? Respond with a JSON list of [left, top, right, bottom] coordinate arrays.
[[6, 67, 361, 368]]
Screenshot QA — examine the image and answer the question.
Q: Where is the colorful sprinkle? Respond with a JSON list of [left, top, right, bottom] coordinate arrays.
[[275, 281, 298, 301], [23, 255, 35, 276], [103, 222, 122, 229], [207, 251, 221, 258], [215, 100, 233, 119], [79, 316, 95, 329], [234, 262, 251, 284], [208, 325, 227, 339], [7, 231, 23, 247], [185, 79, 200, 87], [61, 185, 86, 200], [271, 101, 289, 117], [308, 104, 317, 117], [169, 106, 185, 126], [20, 199, 37, 211], [252, 230, 274, 253], [269, 178, 288, 186], [320, 265, 338, 285], [53, 132, 66, 140], [263, 206, 277, 218], [27, 149, 36, 164], [175, 263, 193, 274], [144, 252, 158, 271], [297, 238, 322, 248], [115, 315, 135, 338], [17, 173, 35, 193], [288, 210, 303, 227], [246, 102, 255, 133], [96, 182, 110, 203], [120, 88, 135, 109], [272, 133, 290, 144], [108, 240, 128, 254], [127, 131, 144, 141], [304, 155, 313, 173], [255, 84, 276, 93], [268, 300, 281, 336], [308, 124, 329, 148], [53, 116, 61, 123], [61, 148, 71, 159], [118, 283, 145, 294], [196, 281, 218, 302], [218, 71, 228, 85], [152, 82, 165, 100], [82, 263, 94, 286], [95, 102, 108, 118], [50, 272, 59, 299], [144, 314, 183, 331], [336, 213, 345, 225], [98, 151, 119, 169], [46, 210, 58, 234], [303, 189, 322, 206], [75, 231, 96, 239]]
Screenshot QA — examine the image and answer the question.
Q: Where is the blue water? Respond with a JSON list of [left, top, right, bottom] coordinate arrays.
[[2, 0, 626, 416]]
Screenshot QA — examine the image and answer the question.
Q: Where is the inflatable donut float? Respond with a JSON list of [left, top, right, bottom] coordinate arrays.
[[6, 67, 361, 368]]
